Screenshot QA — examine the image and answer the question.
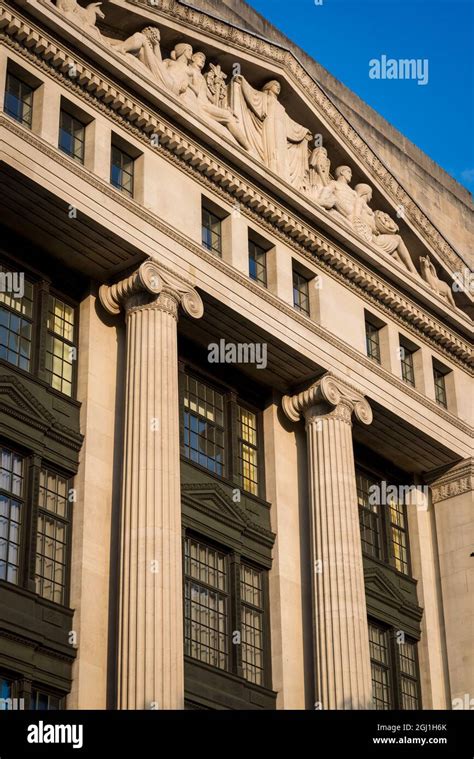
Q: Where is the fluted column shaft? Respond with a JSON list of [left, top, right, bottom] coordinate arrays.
[[283, 374, 373, 709], [100, 260, 203, 710]]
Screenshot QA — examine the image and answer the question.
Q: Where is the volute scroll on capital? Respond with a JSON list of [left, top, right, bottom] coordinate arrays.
[[98, 259, 204, 319], [282, 373, 373, 426]]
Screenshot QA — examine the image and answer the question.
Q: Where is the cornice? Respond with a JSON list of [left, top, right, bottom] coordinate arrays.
[[0, 7, 472, 374], [429, 458, 473, 504], [129, 0, 468, 275]]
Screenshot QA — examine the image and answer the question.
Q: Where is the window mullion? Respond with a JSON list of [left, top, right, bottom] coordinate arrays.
[[23, 454, 41, 593], [227, 392, 239, 487], [390, 628, 403, 709], [230, 554, 243, 678], [35, 280, 50, 383]]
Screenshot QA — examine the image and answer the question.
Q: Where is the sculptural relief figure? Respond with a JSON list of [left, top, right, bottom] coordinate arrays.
[[307, 145, 331, 200], [419, 256, 456, 307], [318, 165, 358, 226], [353, 184, 419, 276], [182, 52, 250, 149], [231, 75, 311, 188]]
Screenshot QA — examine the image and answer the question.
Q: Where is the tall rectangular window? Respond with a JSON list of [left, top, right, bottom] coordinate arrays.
[[388, 496, 409, 574], [293, 270, 310, 315], [4, 72, 33, 128], [59, 110, 85, 163], [45, 295, 76, 397], [433, 366, 448, 408], [202, 207, 222, 256], [400, 344, 415, 386], [240, 565, 264, 685], [369, 623, 392, 710], [0, 447, 24, 586], [184, 537, 229, 671], [356, 470, 382, 560], [0, 266, 34, 372], [183, 375, 225, 476], [248, 240, 267, 286], [365, 321, 381, 364], [399, 640, 420, 709], [110, 145, 134, 197], [35, 468, 70, 605], [237, 406, 259, 496]]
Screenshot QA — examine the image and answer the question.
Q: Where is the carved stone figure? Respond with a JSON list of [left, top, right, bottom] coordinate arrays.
[[420, 256, 456, 307], [307, 145, 331, 199], [231, 75, 311, 187], [353, 184, 418, 276], [56, 0, 104, 39], [182, 52, 250, 149], [318, 165, 358, 225]]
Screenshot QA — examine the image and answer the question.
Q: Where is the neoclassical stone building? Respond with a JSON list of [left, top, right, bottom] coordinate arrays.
[[0, 0, 472, 711]]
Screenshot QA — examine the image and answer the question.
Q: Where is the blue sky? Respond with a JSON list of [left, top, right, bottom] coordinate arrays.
[[246, 0, 474, 193]]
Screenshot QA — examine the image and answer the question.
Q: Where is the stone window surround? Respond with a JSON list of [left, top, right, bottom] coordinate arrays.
[[178, 362, 266, 501], [0, 12, 470, 371]]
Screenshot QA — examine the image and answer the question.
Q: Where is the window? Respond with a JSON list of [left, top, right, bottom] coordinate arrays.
[[110, 145, 134, 197], [184, 537, 228, 671], [399, 640, 420, 709], [369, 623, 392, 709], [4, 72, 33, 128], [181, 371, 263, 497], [365, 321, 381, 364], [46, 295, 76, 397], [400, 344, 415, 386], [293, 270, 310, 315], [241, 564, 264, 685], [356, 470, 381, 561], [356, 467, 411, 576], [0, 259, 78, 397], [248, 240, 267, 286], [202, 206, 222, 256], [59, 109, 85, 163], [0, 265, 34, 371], [35, 468, 70, 605], [237, 406, 259, 496], [433, 366, 448, 408], [184, 535, 269, 687], [369, 622, 420, 710], [183, 375, 225, 476], [387, 496, 409, 574], [0, 445, 73, 606], [0, 673, 65, 709], [0, 446, 24, 585]]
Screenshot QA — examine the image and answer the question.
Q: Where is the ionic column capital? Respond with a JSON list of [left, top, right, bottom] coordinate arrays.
[[99, 259, 204, 320], [282, 372, 373, 426]]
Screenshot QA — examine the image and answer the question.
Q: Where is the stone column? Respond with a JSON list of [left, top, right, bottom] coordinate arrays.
[[99, 260, 203, 710], [283, 373, 373, 709]]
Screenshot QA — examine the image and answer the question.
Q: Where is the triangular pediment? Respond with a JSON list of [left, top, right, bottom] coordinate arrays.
[[12, 0, 472, 319], [0, 374, 56, 428], [364, 566, 422, 620]]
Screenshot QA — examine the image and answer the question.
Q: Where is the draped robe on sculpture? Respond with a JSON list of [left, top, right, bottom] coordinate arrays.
[[231, 77, 309, 188]]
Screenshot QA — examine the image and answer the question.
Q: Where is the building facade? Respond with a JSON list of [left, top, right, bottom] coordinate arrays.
[[0, 0, 472, 711]]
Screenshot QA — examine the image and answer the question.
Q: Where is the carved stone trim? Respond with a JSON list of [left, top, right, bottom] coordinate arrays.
[[429, 458, 474, 504], [282, 372, 373, 426], [99, 259, 204, 318], [0, 18, 471, 368]]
